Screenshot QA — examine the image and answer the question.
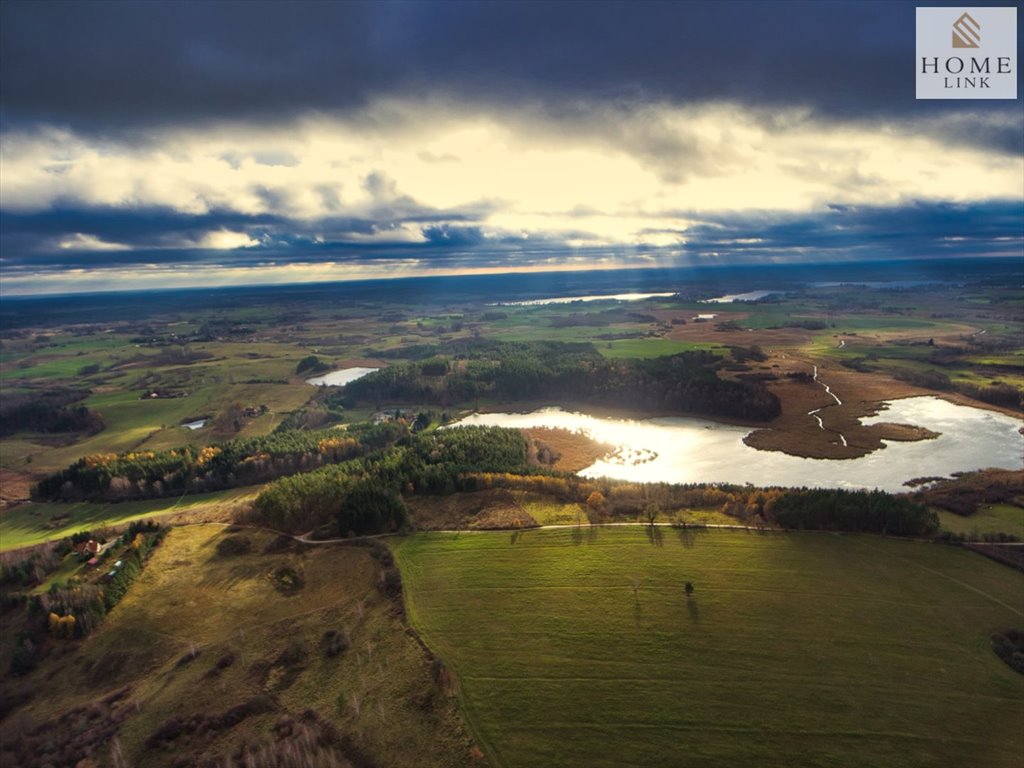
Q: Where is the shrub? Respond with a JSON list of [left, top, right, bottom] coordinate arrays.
[[216, 535, 253, 557], [991, 630, 1024, 675], [322, 630, 349, 658], [272, 566, 304, 594], [9, 643, 37, 676]]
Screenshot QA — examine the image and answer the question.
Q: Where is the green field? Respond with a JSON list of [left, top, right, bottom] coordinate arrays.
[[597, 339, 726, 359], [938, 504, 1024, 540], [0, 488, 254, 551], [394, 528, 1024, 768]]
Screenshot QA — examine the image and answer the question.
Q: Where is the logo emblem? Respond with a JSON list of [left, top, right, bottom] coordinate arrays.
[[952, 12, 980, 48]]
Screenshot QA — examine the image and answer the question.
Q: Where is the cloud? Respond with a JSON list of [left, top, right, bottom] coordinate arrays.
[[1, 2, 1020, 295], [57, 233, 131, 252], [2, 101, 1020, 228], [195, 229, 260, 250], [4, 0, 1019, 139]]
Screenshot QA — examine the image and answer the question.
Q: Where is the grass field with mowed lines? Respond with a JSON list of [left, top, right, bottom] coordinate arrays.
[[393, 527, 1024, 768]]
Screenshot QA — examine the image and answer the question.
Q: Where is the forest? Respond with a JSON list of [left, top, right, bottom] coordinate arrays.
[[250, 425, 530, 534], [344, 340, 781, 421], [0, 389, 105, 438]]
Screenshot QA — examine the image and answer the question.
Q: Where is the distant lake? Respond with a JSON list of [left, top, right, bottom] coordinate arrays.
[[456, 397, 1022, 492], [182, 419, 207, 430], [494, 292, 676, 306], [305, 367, 378, 386], [701, 290, 777, 303]]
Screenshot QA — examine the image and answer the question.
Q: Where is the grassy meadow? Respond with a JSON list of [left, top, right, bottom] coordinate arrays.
[[393, 527, 1024, 768], [0, 488, 255, 551], [0, 524, 477, 768], [938, 504, 1024, 540]]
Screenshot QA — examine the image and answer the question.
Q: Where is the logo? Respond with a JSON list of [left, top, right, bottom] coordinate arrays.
[[916, 7, 1018, 99], [951, 12, 980, 48]]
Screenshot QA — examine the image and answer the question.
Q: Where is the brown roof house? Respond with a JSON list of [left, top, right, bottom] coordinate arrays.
[[74, 540, 100, 558]]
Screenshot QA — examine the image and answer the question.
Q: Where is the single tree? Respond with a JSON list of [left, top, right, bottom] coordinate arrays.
[[684, 581, 694, 597]]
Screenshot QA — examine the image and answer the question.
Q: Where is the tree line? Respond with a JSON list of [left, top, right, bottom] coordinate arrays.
[[34, 421, 408, 502], [247, 424, 937, 539], [249, 425, 531, 534]]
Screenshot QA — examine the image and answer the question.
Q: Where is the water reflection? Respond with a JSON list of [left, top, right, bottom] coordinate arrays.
[[456, 397, 1022, 492], [305, 367, 378, 386]]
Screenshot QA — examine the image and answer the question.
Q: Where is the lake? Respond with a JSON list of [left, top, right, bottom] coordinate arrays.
[[701, 290, 777, 303], [305, 367, 378, 386], [493, 292, 676, 306], [455, 397, 1022, 492]]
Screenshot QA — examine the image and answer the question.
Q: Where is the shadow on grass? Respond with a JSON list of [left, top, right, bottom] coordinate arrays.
[[197, 559, 266, 591], [645, 524, 664, 547], [674, 525, 708, 549], [687, 598, 699, 623]]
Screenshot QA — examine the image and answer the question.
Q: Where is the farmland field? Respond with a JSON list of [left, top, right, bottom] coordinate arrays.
[[394, 527, 1024, 768]]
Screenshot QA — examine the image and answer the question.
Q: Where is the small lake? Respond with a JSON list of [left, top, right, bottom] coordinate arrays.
[[494, 292, 676, 306], [701, 290, 777, 303], [182, 419, 208, 430], [455, 397, 1022, 492], [305, 367, 379, 386]]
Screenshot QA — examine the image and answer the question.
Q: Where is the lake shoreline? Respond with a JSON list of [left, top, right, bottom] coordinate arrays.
[[456, 396, 1022, 492]]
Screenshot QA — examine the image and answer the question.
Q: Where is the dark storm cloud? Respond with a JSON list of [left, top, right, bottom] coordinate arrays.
[[2, 201, 1018, 275], [2, 0, 1019, 137], [0, 207, 284, 251], [0, 204, 513, 270], [676, 201, 1024, 261]]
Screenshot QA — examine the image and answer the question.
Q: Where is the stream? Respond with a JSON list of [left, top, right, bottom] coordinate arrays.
[[808, 365, 847, 447]]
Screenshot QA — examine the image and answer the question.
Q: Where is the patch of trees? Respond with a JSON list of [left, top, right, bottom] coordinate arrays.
[[954, 381, 1021, 410], [893, 368, 953, 391], [435, 472, 938, 538], [784, 319, 828, 330], [8, 522, 166, 680], [296, 355, 330, 375], [913, 469, 1023, 516], [363, 343, 442, 360], [893, 368, 1021, 409], [274, 388, 354, 433], [839, 357, 874, 373], [344, 340, 780, 421], [729, 345, 768, 363], [0, 389, 105, 438], [35, 422, 408, 502], [771, 489, 938, 536], [249, 425, 530, 534], [0, 543, 63, 589]]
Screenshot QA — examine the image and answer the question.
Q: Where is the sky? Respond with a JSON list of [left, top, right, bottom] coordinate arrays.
[[1, 0, 1021, 296]]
